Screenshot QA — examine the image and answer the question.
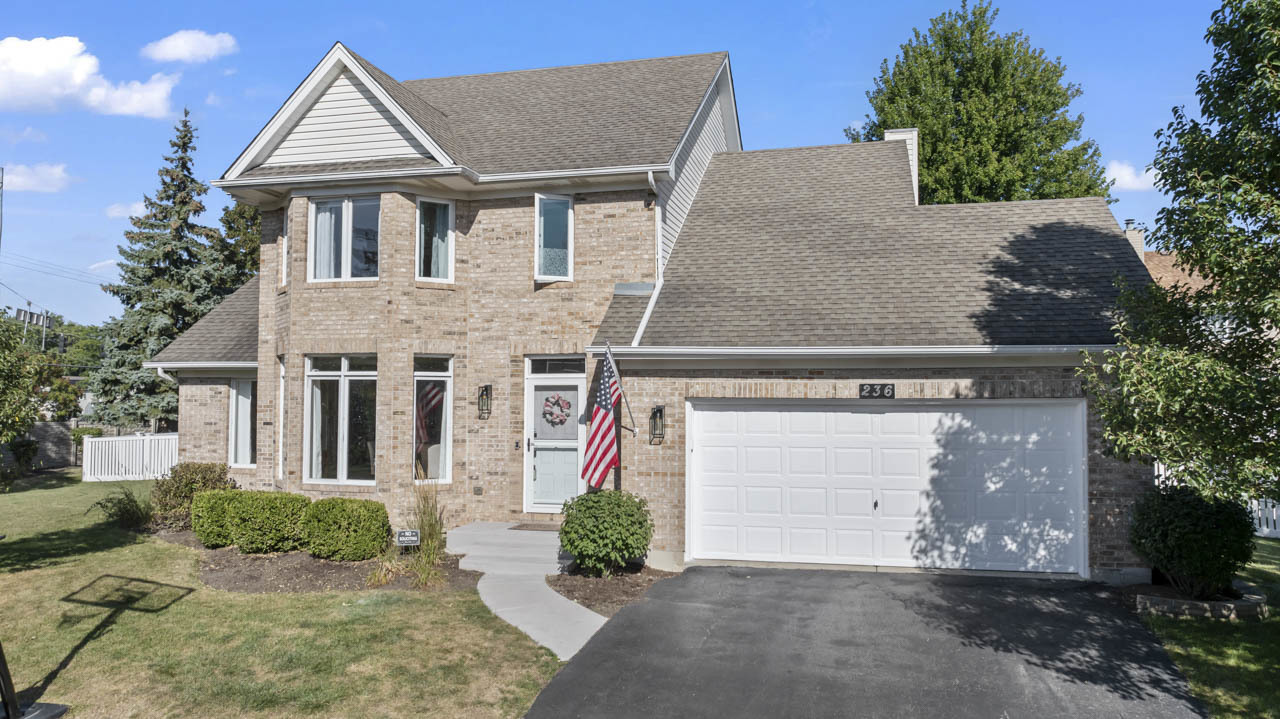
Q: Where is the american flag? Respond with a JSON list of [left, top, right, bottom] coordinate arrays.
[[582, 347, 622, 488]]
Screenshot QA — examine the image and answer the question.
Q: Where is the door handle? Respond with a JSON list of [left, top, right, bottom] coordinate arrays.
[[874, 499, 879, 510], [526, 437, 531, 452]]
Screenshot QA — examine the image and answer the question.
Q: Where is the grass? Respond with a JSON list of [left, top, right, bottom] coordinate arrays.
[[0, 468, 560, 718], [1146, 537, 1280, 719]]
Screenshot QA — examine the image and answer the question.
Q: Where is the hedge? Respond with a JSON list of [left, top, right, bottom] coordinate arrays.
[[192, 489, 240, 548], [152, 462, 235, 529], [560, 490, 654, 577], [225, 491, 311, 553], [1130, 485, 1255, 599], [301, 497, 390, 561]]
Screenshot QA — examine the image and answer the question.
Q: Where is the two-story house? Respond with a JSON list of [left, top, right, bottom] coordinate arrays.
[[147, 42, 1154, 583]]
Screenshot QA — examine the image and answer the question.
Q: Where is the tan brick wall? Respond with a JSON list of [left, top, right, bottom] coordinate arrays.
[[176, 377, 257, 487], [253, 189, 656, 529], [602, 365, 1152, 575]]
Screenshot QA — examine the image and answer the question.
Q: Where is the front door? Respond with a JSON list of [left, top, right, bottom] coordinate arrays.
[[524, 358, 588, 513]]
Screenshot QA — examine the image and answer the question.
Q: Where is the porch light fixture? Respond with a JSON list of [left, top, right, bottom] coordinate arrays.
[[649, 405, 665, 444], [478, 384, 492, 419]]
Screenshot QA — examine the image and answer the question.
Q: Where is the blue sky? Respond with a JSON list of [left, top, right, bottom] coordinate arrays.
[[1, 0, 1216, 325]]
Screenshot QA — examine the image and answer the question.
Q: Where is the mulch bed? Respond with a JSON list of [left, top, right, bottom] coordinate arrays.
[[154, 529, 480, 594], [546, 564, 677, 618]]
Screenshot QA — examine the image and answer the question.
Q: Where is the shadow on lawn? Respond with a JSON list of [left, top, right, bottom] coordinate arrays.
[[898, 575, 1205, 714], [0, 524, 143, 574], [7, 470, 82, 494], [17, 575, 193, 707]]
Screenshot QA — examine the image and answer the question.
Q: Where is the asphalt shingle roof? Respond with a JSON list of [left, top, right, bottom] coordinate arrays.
[[591, 292, 651, 347], [636, 142, 1151, 347], [150, 277, 260, 364], [402, 52, 727, 175], [238, 156, 441, 179]]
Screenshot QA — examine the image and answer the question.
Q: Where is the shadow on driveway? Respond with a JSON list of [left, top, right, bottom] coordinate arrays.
[[527, 567, 1204, 719]]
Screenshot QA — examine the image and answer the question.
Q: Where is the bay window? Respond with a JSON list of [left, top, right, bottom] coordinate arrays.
[[417, 199, 454, 282], [413, 356, 453, 483], [310, 196, 380, 281], [305, 355, 377, 484], [535, 193, 573, 282]]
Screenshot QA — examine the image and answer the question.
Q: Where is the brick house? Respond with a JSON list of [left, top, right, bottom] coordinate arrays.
[[146, 42, 1153, 583]]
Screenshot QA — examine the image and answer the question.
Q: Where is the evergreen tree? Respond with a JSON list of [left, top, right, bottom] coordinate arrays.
[[214, 201, 261, 287], [1081, 0, 1280, 501], [848, 1, 1111, 205], [86, 109, 239, 427]]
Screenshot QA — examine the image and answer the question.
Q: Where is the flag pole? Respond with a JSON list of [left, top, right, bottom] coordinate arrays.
[[606, 340, 637, 435]]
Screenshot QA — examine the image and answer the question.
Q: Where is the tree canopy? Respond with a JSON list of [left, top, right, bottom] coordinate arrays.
[[848, 1, 1111, 205], [1081, 0, 1280, 501], [0, 322, 40, 445]]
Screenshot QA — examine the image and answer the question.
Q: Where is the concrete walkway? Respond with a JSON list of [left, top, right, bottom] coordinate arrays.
[[448, 522, 605, 660]]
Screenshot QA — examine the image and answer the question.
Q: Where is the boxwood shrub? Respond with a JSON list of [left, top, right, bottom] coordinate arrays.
[[152, 462, 235, 529], [301, 497, 391, 561], [192, 489, 240, 548], [560, 490, 654, 577], [1130, 485, 1255, 599], [225, 490, 311, 553]]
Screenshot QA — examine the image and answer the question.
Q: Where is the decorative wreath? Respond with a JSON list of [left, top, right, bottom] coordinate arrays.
[[542, 393, 572, 426]]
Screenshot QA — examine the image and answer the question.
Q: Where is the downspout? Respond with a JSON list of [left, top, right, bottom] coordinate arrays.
[[153, 366, 175, 383]]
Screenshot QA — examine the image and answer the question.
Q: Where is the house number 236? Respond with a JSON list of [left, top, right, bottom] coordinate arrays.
[[859, 383, 895, 399]]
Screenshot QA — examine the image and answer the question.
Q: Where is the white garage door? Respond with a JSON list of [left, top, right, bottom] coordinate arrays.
[[688, 401, 1086, 574]]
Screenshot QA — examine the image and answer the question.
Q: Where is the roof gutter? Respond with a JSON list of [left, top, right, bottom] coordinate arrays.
[[587, 344, 1115, 360], [142, 361, 258, 375], [213, 166, 470, 189]]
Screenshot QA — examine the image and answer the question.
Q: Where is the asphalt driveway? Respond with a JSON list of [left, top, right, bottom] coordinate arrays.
[[526, 567, 1204, 719]]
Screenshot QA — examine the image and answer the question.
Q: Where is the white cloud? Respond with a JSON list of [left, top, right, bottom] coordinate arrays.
[[1107, 160, 1158, 192], [1, 126, 46, 144], [141, 30, 238, 63], [88, 259, 118, 272], [204, 91, 221, 106], [105, 201, 145, 218], [0, 36, 177, 118], [222, 67, 237, 76], [3, 163, 73, 192]]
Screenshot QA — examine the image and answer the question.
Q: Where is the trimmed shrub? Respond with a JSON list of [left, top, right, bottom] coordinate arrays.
[[152, 462, 235, 529], [560, 490, 654, 577], [7, 438, 38, 475], [302, 497, 390, 561], [87, 486, 153, 529], [192, 489, 239, 548], [1130, 485, 1255, 599], [226, 491, 311, 553]]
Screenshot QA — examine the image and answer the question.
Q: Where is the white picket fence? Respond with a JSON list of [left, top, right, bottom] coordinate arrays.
[[1154, 462, 1280, 538], [82, 433, 179, 482]]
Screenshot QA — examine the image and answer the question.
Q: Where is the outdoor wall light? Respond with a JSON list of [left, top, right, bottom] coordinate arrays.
[[478, 384, 492, 419], [649, 405, 665, 444]]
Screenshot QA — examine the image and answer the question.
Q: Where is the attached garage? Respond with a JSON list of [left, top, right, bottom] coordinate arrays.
[[686, 400, 1087, 575]]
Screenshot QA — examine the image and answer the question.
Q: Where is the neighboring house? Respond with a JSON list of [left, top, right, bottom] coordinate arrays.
[[145, 42, 1154, 584], [1143, 249, 1210, 292]]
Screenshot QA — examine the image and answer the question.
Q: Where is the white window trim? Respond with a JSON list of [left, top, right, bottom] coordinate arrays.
[[307, 195, 382, 283], [228, 379, 257, 468], [415, 196, 456, 284], [413, 357, 454, 485], [302, 355, 377, 486], [534, 192, 574, 283]]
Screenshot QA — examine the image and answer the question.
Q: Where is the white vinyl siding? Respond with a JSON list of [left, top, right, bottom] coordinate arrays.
[[656, 70, 737, 272], [262, 70, 430, 167]]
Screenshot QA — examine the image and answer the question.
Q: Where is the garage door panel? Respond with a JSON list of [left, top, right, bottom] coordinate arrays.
[[691, 401, 1084, 574]]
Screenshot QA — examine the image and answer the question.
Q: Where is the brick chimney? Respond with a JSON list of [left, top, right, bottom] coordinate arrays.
[[883, 128, 919, 205], [1123, 219, 1145, 258]]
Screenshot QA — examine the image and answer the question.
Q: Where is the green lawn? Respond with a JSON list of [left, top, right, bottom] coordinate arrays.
[[0, 469, 559, 718], [1146, 537, 1280, 719]]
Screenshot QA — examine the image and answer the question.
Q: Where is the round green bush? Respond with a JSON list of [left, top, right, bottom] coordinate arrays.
[[1130, 485, 1255, 599], [226, 491, 311, 553], [301, 497, 391, 561], [152, 462, 234, 529], [560, 490, 654, 577], [192, 489, 240, 548]]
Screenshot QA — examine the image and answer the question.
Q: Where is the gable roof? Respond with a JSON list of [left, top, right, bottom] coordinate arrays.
[[220, 46, 730, 183], [631, 142, 1151, 348], [149, 277, 260, 365], [1144, 251, 1208, 291]]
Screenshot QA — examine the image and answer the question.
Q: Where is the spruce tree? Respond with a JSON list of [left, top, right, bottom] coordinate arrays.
[[86, 109, 240, 427], [214, 201, 262, 287]]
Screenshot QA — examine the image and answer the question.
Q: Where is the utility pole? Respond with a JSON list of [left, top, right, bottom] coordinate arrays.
[[23, 301, 29, 339]]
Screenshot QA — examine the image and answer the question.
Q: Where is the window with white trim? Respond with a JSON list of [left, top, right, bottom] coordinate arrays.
[[229, 380, 257, 467], [279, 210, 290, 287], [413, 356, 452, 483], [535, 193, 573, 281], [305, 355, 377, 484], [310, 196, 380, 281], [417, 198, 454, 282]]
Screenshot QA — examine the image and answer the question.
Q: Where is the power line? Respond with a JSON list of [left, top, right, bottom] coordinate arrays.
[[0, 251, 108, 282], [0, 259, 106, 286]]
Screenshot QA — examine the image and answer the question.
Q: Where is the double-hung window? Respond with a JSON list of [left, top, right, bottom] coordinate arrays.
[[310, 196, 380, 281], [417, 198, 454, 282], [228, 380, 257, 467], [535, 193, 573, 282], [305, 355, 377, 484], [412, 356, 453, 483]]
